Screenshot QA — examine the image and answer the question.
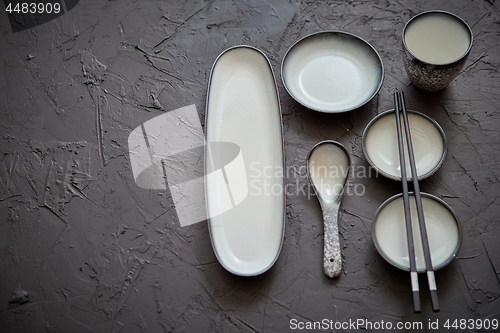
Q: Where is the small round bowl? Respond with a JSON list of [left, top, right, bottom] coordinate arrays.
[[372, 192, 462, 272], [362, 109, 447, 181], [281, 31, 384, 113]]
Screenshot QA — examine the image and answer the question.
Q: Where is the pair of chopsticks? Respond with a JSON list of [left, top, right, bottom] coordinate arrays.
[[394, 90, 439, 313]]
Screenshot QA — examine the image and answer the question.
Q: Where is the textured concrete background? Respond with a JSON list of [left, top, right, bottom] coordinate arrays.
[[1, 0, 499, 332]]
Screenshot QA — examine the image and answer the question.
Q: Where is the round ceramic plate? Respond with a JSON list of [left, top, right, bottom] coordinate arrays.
[[372, 193, 461, 272], [362, 109, 447, 181], [281, 31, 384, 113]]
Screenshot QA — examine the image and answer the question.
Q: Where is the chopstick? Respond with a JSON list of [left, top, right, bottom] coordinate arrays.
[[396, 90, 440, 313], [394, 91, 421, 313]]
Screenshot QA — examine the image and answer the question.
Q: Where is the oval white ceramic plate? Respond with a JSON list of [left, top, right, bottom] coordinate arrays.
[[362, 109, 447, 181], [205, 46, 285, 276], [373, 193, 461, 272], [281, 31, 384, 113]]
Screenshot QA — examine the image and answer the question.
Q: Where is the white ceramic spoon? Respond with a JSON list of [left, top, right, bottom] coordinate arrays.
[[307, 141, 350, 278]]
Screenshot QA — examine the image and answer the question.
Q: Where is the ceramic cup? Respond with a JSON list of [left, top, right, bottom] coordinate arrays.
[[402, 10, 473, 92]]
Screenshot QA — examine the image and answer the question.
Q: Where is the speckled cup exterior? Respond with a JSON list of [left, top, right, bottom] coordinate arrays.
[[402, 11, 473, 92]]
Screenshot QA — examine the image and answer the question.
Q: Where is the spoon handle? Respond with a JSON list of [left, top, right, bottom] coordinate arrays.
[[322, 202, 342, 278]]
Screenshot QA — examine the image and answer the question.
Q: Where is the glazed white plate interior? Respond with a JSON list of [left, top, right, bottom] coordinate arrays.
[[373, 193, 461, 272], [363, 110, 446, 181], [282, 31, 383, 113], [205, 46, 284, 276]]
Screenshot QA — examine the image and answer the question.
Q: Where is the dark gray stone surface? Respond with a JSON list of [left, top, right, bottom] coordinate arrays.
[[1, 0, 499, 331]]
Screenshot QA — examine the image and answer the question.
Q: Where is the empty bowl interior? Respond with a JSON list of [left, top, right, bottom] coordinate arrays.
[[282, 31, 383, 113], [372, 193, 461, 272], [362, 109, 446, 181]]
